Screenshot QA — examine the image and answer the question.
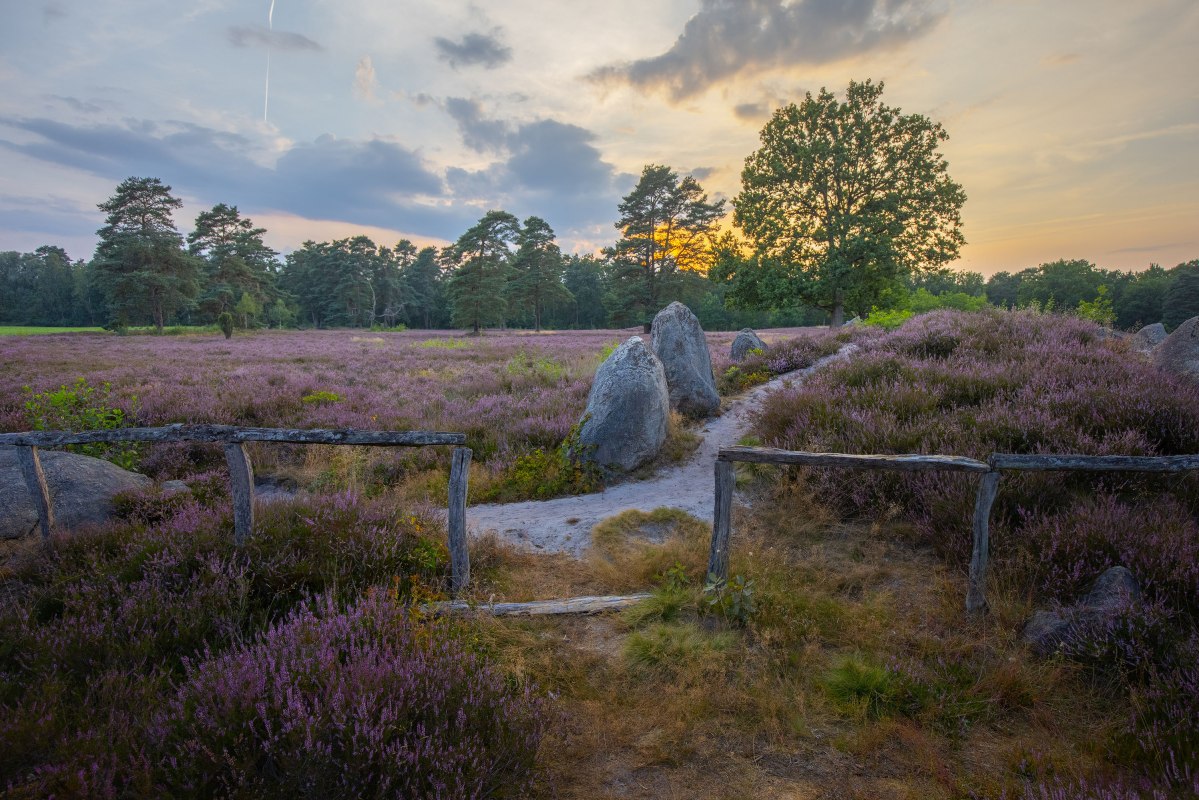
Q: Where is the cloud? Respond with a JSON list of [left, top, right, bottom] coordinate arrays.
[[732, 102, 769, 121], [227, 25, 323, 52], [590, 0, 946, 100], [440, 102, 633, 236], [354, 56, 378, 103], [0, 115, 470, 239], [443, 97, 511, 153], [433, 30, 512, 69], [48, 95, 104, 114]]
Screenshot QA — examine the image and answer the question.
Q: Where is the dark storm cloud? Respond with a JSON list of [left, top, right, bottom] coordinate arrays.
[[433, 31, 512, 69], [227, 25, 323, 52], [0, 116, 476, 239], [590, 0, 946, 100]]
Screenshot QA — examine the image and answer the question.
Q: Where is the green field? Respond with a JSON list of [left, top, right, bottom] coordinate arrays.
[[0, 326, 106, 335]]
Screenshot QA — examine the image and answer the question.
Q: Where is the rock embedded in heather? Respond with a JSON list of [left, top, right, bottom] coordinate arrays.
[[730, 328, 767, 363], [1155, 316, 1199, 381], [650, 302, 720, 418], [0, 446, 152, 539], [1022, 566, 1142, 657], [1133, 323, 1167, 352], [576, 336, 670, 474]]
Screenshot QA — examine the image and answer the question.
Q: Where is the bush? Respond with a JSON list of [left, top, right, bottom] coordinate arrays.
[[160, 592, 545, 798], [0, 492, 461, 795], [216, 312, 233, 339], [22, 377, 140, 469]]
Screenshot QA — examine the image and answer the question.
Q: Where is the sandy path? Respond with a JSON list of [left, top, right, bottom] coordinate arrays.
[[465, 345, 855, 556]]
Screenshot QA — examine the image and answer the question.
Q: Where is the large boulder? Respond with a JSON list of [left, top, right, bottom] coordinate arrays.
[[730, 328, 767, 363], [576, 337, 670, 474], [1132, 323, 1167, 352], [1022, 566, 1141, 656], [1155, 316, 1199, 381], [0, 447, 152, 539], [650, 302, 720, 418]]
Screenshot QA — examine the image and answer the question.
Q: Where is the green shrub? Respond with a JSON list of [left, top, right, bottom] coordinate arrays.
[[301, 390, 342, 405], [216, 312, 233, 339], [823, 656, 903, 719], [23, 378, 140, 470]]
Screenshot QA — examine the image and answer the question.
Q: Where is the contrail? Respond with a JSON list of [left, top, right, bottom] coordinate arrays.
[[264, 0, 276, 122]]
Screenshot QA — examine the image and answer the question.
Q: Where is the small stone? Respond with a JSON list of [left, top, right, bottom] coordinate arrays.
[[1022, 566, 1142, 656], [730, 328, 767, 362], [1155, 316, 1199, 381]]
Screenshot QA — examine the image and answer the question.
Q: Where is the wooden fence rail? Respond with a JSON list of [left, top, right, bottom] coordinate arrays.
[[9, 426, 473, 595], [713, 447, 1199, 615]]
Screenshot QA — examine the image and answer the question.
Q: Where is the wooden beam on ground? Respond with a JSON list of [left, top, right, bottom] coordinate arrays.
[[707, 460, 736, 583], [447, 447, 472, 596], [0, 425, 466, 448], [224, 443, 255, 546], [966, 471, 1001, 615], [17, 446, 54, 541], [428, 594, 653, 617], [989, 453, 1199, 472], [718, 447, 991, 473]]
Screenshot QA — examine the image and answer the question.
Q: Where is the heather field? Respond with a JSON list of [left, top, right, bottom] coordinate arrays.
[[2, 315, 1198, 798], [0, 326, 837, 501]]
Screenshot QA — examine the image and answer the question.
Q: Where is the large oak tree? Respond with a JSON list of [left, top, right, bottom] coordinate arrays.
[[729, 80, 966, 325]]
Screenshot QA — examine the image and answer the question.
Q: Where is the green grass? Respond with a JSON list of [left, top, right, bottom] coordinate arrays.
[[0, 326, 106, 335]]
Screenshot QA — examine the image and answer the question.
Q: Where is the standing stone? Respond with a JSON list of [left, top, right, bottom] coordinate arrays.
[[0, 447, 153, 539], [730, 328, 767, 362], [1155, 316, 1199, 382], [1132, 323, 1167, 352], [650, 302, 720, 418], [576, 337, 670, 473]]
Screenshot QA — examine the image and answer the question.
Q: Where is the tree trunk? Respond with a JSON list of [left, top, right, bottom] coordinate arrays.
[[830, 288, 844, 328]]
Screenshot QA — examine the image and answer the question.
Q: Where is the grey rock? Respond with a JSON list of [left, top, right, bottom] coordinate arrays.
[[1132, 322, 1166, 352], [161, 479, 190, 495], [845, 316, 862, 326], [0, 446, 152, 539], [730, 328, 767, 362], [576, 336, 670, 473], [1155, 316, 1199, 381], [650, 302, 720, 418], [1022, 566, 1141, 656]]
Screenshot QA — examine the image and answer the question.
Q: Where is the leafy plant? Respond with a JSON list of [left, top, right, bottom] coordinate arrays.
[[23, 378, 140, 470], [301, 389, 343, 405], [703, 573, 757, 627], [216, 311, 233, 339]]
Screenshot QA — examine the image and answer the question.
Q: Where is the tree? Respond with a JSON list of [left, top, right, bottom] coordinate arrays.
[[1114, 264, 1170, 329], [400, 246, 447, 329], [559, 255, 608, 328], [729, 80, 966, 325], [1015, 259, 1105, 311], [606, 164, 724, 327], [187, 203, 278, 320], [1163, 260, 1199, 331], [93, 177, 201, 332], [509, 217, 572, 331], [448, 211, 520, 333]]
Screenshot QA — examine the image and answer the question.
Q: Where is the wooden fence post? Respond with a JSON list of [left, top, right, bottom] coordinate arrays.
[[967, 470, 1001, 614], [224, 443, 255, 546], [18, 446, 55, 541], [708, 460, 735, 583], [448, 447, 472, 595]]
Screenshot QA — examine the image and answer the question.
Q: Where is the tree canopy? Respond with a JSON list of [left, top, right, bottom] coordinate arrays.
[[606, 164, 724, 328], [728, 80, 966, 325]]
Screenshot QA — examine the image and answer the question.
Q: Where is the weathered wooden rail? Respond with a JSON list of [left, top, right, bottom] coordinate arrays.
[[5, 425, 474, 594], [712, 447, 1199, 614]]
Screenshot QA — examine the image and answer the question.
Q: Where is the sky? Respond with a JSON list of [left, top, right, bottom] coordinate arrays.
[[0, 0, 1196, 276]]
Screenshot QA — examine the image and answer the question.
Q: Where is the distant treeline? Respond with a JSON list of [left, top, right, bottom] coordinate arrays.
[[2, 176, 1196, 333]]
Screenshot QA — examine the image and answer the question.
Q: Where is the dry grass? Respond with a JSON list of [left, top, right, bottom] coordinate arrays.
[[456, 479, 1131, 799]]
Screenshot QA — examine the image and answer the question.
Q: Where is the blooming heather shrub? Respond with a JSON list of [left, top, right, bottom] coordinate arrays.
[[754, 310, 1199, 586], [716, 328, 852, 393], [160, 592, 545, 798], [0, 492, 453, 795]]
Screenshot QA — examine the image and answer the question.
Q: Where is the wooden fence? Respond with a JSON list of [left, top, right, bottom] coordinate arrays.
[[711, 446, 1199, 614], [2, 425, 474, 594]]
